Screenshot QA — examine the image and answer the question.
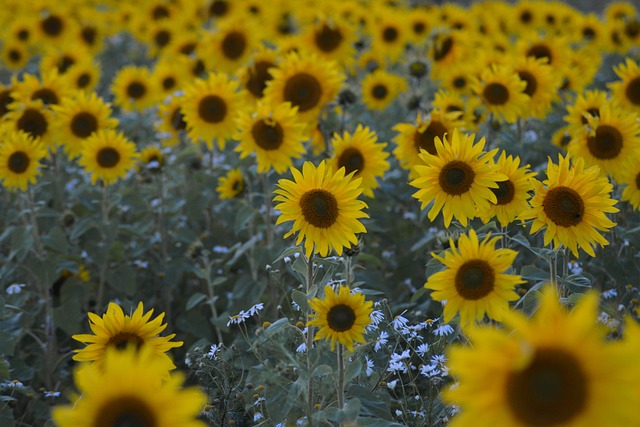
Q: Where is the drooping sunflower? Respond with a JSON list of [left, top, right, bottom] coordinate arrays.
[[519, 155, 618, 257], [329, 125, 390, 198], [429, 31, 470, 79], [307, 284, 373, 351], [478, 152, 536, 227], [609, 57, 640, 113], [471, 63, 528, 124], [273, 160, 368, 257], [0, 131, 47, 192], [52, 91, 119, 160], [111, 66, 157, 112], [410, 129, 507, 228], [138, 146, 165, 174], [425, 229, 523, 325], [301, 19, 357, 69], [568, 102, 640, 182], [264, 52, 344, 125], [360, 69, 407, 111], [217, 168, 245, 200], [513, 55, 560, 119], [4, 100, 55, 148], [236, 47, 279, 104], [72, 301, 183, 368], [180, 72, 245, 150], [198, 21, 257, 74], [235, 101, 307, 174], [52, 345, 207, 427], [78, 129, 139, 186], [444, 286, 639, 427], [563, 89, 608, 133]]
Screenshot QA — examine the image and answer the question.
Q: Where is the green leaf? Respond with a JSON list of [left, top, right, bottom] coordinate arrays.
[[520, 265, 550, 282], [344, 358, 362, 383], [357, 253, 383, 268], [348, 384, 393, 420], [340, 398, 362, 423], [563, 274, 591, 289], [292, 290, 309, 312], [41, 226, 69, 254], [274, 246, 303, 263], [253, 317, 289, 346], [311, 364, 333, 378], [70, 217, 98, 240], [106, 265, 136, 296], [186, 293, 207, 311], [0, 358, 9, 381], [9, 226, 33, 262]]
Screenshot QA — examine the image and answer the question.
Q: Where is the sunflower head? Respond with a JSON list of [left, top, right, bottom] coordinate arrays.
[[78, 129, 139, 186], [217, 168, 245, 200], [308, 285, 373, 351], [0, 130, 48, 192]]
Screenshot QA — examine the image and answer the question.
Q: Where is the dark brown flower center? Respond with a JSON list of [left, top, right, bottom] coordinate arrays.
[[492, 179, 515, 205], [635, 172, 640, 191], [246, 60, 275, 98], [97, 147, 121, 168], [231, 178, 243, 193], [559, 132, 571, 147], [338, 147, 364, 175], [586, 124, 623, 159], [8, 49, 21, 63], [251, 119, 284, 150], [543, 186, 584, 227], [161, 77, 176, 91], [582, 26, 596, 39], [58, 56, 75, 74], [327, 304, 356, 332], [71, 112, 98, 138], [191, 59, 205, 77], [77, 73, 92, 89], [439, 160, 475, 195], [17, 29, 29, 41], [413, 21, 426, 35], [17, 108, 48, 138], [453, 76, 466, 88], [382, 26, 398, 42], [520, 10, 533, 24], [154, 29, 171, 48], [209, 0, 229, 17], [371, 84, 388, 100], [506, 348, 587, 426], [526, 44, 553, 64], [315, 24, 343, 53], [414, 121, 448, 155], [433, 36, 453, 61], [126, 82, 146, 100], [625, 77, 640, 106], [221, 31, 247, 60], [625, 20, 640, 38], [300, 189, 339, 228], [170, 107, 187, 131], [8, 151, 30, 174], [81, 26, 97, 45], [517, 71, 538, 96], [455, 259, 495, 300], [483, 82, 509, 105], [283, 72, 322, 112], [152, 5, 170, 20], [580, 107, 600, 125], [41, 15, 63, 37], [95, 396, 157, 427], [32, 88, 59, 106], [198, 95, 227, 123], [179, 42, 196, 55]]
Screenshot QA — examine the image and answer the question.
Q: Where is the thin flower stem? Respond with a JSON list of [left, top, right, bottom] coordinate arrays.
[[158, 171, 168, 261], [101, 182, 110, 224], [486, 113, 495, 149], [306, 251, 315, 426], [345, 256, 353, 287], [25, 189, 44, 258], [516, 118, 523, 145], [262, 173, 273, 247], [337, 343, 345, 410], [205, 259, 224, 345], [549, 251, 559, 294]]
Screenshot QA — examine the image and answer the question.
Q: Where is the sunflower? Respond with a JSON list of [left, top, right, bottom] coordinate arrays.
[[444, 286, 638, 427], [52, 345, 207, 427], [52, 91, 119, 159], [236, 47, 279, 104], [4, 100, 55, 148], [156, 96, 187, 146], [429, 31, 470, 79], [139, 146, 164, 174], [519, 155, 618, 257], [111, 66, 157, 112], [410, 129, 507, 228], [273, 160, 368, 257], [393, 110, 464, 178], [2, 43, 29, 71], [516, 32, 571, 77], [563, 89, 608, 133], [6, 18, 34, 46], [72, 301, 183, 367], [35, 9, 72, 45], [558, 47, 601, 95], [609, 57, 640, 113], [370, 8, 408, 62], [198, 21, 257, 74], [471, 63, 528, 124], [78, 129, 139, 186], [235, 101, 307, 174], [438, 60, 479, 95], [151, 58, 189, 98], [605, 2, 637, 23], [12, 70, 71, 107], [307, 284, 373, 351], [329, 125, 390, 198], [426, 229, 522, 325], [575, 13, 606, 49], [39, 45, 89, 76], [360, 69, 407, 111], [264, 51, 344, 125], [217, 168, 245, 200], [478, 152, 535, 227], [143, 21, 177, 58], [567, 102, 640, 181], [620, 164, 640, 212], [301, 19, 357, 69], [180, 72, 245, 150], [551, 126, 572, 151], [63, 61, 101, 93], [513, 55, 560, 119], [406, 7, 432, 46], [356, 48, 386, 74], [0, 130, 47, 192]]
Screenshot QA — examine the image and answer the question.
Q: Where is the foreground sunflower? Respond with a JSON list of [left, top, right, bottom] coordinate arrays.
[[444, 286, 638, 427], [329, 125, 390, 198], [426, 229, 523, 325], [0, 131, 47, 192], [217, 168, 245, 200], [53, 345, 206, 427], [72, 301, 183, 368], [273, 160, 368, 257], [78, 130, 139, 185], [308, 284, 373, 351], [519, 155, 618, 257], [410, 129, 507, 228]]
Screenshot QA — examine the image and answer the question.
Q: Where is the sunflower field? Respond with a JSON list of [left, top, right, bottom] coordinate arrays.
[[2, 0, 640, 426]]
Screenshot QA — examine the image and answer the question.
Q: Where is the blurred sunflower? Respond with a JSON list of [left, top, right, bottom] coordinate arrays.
[[156, 96, 187, 146], [143, 21, 178, 58], [609, 57, 640, 113], [217, 168, 245, 200], [430, 32, 469, 78], [516, 32, 571, 77], [575, 13, 606, 49], [301, 19, 356, 69], [151, 58, 189, 99], [438, 60, 479, 95], [551, 126, 572, 151], [35, 9, 72, 45], [64, 61, 101, 92], [6, 18, 34, 47], [139, 146, 164, 174], [235, 101, 307, 174], [13, 70, 71, 107], [78, 129, 139, 185], [273, 160, 368, 257], [329, 125, 390, 198], [0, 131, 47, 192], [426, 229, 523, 325], [264, 52, 343, 125], [180, 72, 244, 150], [563, 89, 608, 132], [236, 47, 279, 104], [361, 69, 407, 111], [605, 2, 637, 23], [568, 102, 640, 181], [0, 84, 16, 120], [472, 64, 528, 124], [199, 21, 257, 74], [308, 285, 373, 352], [478, 152, 536, 227], [52, 345, 206, 427], [558, 47, 601, 95], [444, 286, 638, 427], [406, 7, 432, 46], [53, 91, 119, 159], [2, 43, 29, 71], [39, 45, 89, 76], [370, 9, 407, 62], [519, 155, 618, 257], [410, 129, 506, 228], [513, 55, 560, 119], [5, 100, 55, 148], [111, 66, 157, 112]]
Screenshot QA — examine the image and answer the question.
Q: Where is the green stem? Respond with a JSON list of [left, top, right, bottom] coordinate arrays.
[[337, 343, 345, 410], [306, 251, 315, 426], [262, 173, 273, 247], [101, 182, 110, 224], [205, 260, 224, 344], [25, 189, 44, 258], [549, 251, 559, 293]]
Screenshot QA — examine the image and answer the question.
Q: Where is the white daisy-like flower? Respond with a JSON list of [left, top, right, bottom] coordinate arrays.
[[365, 356, 374, 377], [374, 331, 389, 352], [433, 324, 454, 337], [416, 343, 429, 357]]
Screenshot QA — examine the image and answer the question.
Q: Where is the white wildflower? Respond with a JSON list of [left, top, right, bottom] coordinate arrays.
[[433, 324, 454, 337], [365, 356, 374, 377], [416, 343, 429, 357], [207, 344, 221, 359], [6, 283, 25, 295], [374, 331, 388, 352]]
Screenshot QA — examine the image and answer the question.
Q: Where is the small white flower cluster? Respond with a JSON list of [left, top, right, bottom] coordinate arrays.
[[601, 289, 617, 299], [227, 303, 265, 326], [420, 354, 448, 380], [597, 311, 620, 331], [567, 260, 583, 274], [44, 390, 60, 398], [387, 349, 415, 374], [207, 344, 221, 360]]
